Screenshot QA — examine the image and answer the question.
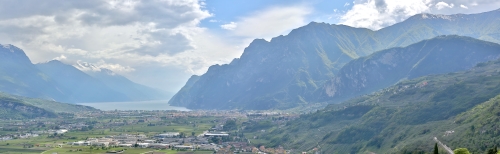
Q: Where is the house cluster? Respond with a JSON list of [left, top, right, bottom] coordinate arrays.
[[0, 133, 39, 140], [32, 129, 68, 135], [58, 123, 89, 130], [0, 136, 12, 141], [69, 134, 149, 148], [155, 133, 218, 151], [17, 133, 39, 139], [68, 132, 219, 150]]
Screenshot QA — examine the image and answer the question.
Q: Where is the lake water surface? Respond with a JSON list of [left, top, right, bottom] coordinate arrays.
[[78, 100, 190, 111]]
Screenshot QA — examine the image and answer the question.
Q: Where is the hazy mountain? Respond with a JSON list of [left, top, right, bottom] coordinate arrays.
[[85, 68, 172, 101], [261, 58, 500, 153], [0, 44, 69, 101], [36, 60, 130, 103], [0, 44, 167, 103], [170, 9, 500, 110], [320, 35, 500, 103]]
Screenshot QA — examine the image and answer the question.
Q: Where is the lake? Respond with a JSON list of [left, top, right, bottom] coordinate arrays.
[[78, 100, 191, 111]]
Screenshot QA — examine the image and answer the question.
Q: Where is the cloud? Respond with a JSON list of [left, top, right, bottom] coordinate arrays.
[[344, 2, 351, 7], [227, 6, 311, 40], [0, 0, 212, 60], [220, 22, 238, 30], [435, 1, 454, 10], [339, 0, 500, 30], [340, 0, 432, 30], [53, 55, 67, 61]]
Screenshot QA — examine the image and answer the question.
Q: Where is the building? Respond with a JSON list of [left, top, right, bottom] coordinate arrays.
[[155, 132, 180, 138], [204, 133, 229, 137]]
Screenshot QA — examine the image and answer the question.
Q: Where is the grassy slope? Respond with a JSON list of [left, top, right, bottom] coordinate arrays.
[[0, 92, 98, 113], [259, 59, 500, 153]]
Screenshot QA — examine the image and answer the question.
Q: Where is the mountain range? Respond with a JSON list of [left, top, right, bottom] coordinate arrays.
[[169, 9, 500, 110], [320, 35, 500, 103], [260, 57, 500, 153], [0, 44, 168, 103]]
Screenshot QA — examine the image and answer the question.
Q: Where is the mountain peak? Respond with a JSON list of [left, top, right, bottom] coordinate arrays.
[[99, 68, 116, 76], [42, 60, 65, 65], [417, 13, 454, 20], [0, 44, 32, 64], [1, 44, 14, 52], [0, 44, 25, 54], [74, 60, 101, 72]]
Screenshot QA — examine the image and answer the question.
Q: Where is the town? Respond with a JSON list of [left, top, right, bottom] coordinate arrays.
[[0, 109, 300, 154]]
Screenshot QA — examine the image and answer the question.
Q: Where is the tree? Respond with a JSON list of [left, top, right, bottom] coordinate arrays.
[[453, 148, 470, 154], [223, 119, 237, 131], [434, 143, 439, 154], [487, 146, 498, 154]]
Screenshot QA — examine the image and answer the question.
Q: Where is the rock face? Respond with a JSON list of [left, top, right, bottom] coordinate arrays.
[[321, 35, 500, 103], [169, 9, 500, 110]]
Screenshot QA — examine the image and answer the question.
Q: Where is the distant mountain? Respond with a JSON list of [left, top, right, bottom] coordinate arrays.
[[0, 44, 69, 101], [170, 9, 500, 110], [320, 35, 500, 103], [36, 60, 130, 103], [262, 58, 500, 153], [84, 67, 171, 101], [0, 44, 167, 103]]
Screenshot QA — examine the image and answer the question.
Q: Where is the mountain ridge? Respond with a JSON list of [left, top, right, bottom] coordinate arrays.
[[170, 9, 500, 110], [0, 44, 168, 103], [320, 35, 500, 103]]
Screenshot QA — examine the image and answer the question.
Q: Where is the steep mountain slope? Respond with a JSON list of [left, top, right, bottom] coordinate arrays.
[[0, 44, 69, 101], [85, 68, 171, 101], [0, 97, 57, 119], [36, 60, 130, 103], [0, 92, 98, 119], [0, 92, 98, 114], [260, 59, 500, 153], [321, 35, 500, 103], [170, 9, 500, 110]]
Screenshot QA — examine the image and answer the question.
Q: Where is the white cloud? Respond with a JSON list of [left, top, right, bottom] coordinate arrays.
[[340, 0, 432, 30], [436, 1, 454, 10], [53, 55, 67, 61], [344, 2, 351, 7], [220, 22, 238, 30], [0, 0, 212, 61], [339, 0, 500, 30], [227, 6, 311, 40]]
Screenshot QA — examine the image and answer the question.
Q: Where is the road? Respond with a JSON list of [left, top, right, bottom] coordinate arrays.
[[434, 137, 454, 154]]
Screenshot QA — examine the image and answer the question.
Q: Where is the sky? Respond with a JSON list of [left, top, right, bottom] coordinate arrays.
[[0, 0, 499, 94]]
